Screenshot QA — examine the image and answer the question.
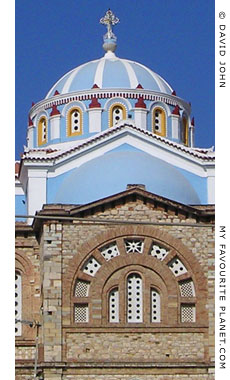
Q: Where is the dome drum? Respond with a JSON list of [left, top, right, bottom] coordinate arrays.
[[27, 93, 193, 149]]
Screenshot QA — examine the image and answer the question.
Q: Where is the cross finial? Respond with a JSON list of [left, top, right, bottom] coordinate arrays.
[[100, 9, 119, 40]]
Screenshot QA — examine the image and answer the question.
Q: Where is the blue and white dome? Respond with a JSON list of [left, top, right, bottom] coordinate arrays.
[[28, 9, 192, 151], [46, 51, 173, 98]]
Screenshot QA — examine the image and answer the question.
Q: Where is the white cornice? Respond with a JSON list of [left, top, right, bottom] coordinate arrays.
[[20, 125, 215, 180], [29, 89, 190, 119]]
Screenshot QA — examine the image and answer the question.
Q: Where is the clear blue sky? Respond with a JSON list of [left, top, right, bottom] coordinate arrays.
[[15, 0, 215, 158]]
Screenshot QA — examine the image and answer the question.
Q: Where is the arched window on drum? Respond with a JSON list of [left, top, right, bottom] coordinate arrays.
[[38, 116, 48, 146], [110, 104, 126, 127], [67, 107, 83, 137], [182, 116, 189, 146], [152, 107, 166, 137]]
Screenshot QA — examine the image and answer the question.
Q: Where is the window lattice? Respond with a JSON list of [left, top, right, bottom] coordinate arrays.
[[151, 289, 161, 322], [127, 273, 143, 323], [179, 280, 195, 297], [181, 304, 196, 323], [125, 239, 144, 254], [167, 256, 187, 277], [74, 279, 90, 297], [150, 243, 169, 261], [74, 304, 89, 323], [109, 288, 119, 323], [82, 256, 101, 277], [15, 272, 22, 336], [100, 243, 120, 261]]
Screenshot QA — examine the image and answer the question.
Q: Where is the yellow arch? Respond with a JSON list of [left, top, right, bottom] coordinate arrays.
[[38, 116, 47, 146], [67, 107, 83, 137], [152, 107, 166, 137], [182, 116, 189, 146], [109, 103, 127, 127]]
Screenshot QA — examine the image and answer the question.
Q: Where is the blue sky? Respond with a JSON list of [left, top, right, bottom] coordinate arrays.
[[15, 0, 215, 158]]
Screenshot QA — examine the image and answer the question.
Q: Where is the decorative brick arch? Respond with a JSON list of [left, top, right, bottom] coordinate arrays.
[[15, 251, 34, 276], [15, 252, 38, 339], [63, 225, 208, 326]]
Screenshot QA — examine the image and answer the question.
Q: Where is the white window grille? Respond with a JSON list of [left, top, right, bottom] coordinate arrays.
[[179, 279, 195, 297], [167, 256, 188, 277], [100, 243, 120, 261], [181, 304, 196, 322], [109, 288, 119, 323], [74, 304, 89, 323], [151, 288, 161, 322], [149, 243, 169, 261], [74, 279, 90, 297], [15, 272, 22, 336], [82, 256, 101, 277], [125, 239, 144, 254], [112, 106, 123, 125], [71, 109, 81, 134], [127, 273, 143, 323]]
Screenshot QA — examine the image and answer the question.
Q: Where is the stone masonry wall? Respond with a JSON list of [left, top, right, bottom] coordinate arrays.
[[66, 332, 204, 361], [62, 375, 214, 380]]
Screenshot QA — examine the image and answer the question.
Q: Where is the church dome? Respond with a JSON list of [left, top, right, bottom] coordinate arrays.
[[45, 52, 173, 99], [27, 9, 192, 151]]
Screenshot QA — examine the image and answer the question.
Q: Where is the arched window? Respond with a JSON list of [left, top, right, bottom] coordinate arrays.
[[38, 116, 48, 146], [152, 107, 166, 136], [151, 288, 161, 322], [109, 104, 127, 127], [15, 271, 22, 336], [67, 107, 83, 137], [182, 116, 189, 145], [127, 273, 143, 323], [109, 287, 119, 323]]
